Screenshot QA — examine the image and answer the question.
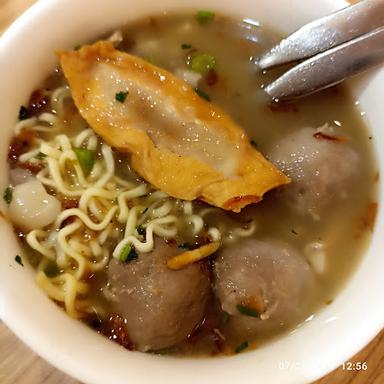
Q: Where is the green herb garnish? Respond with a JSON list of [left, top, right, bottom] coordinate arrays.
[[3, 186, 12, 204], [136, 225, 145, 236], [18, 106, 30, 120], [190, 53, 216, 74], [142, 207, 149, 214], [146, 56, 156, 65], [178, 242, 192, 250], [44, 263, 60, 277], [36, 152, 47, 160], [235, 340, 249, 354], [196, 10, 215, 24], [181, 43, 192, 50], [237, 304, 259, 318], [73, 148, 94, 173], [221, 311, 230, 325], [195, 88, 211, 101], [151, 346, 178, 355], [119, 243, 138, 263], [250, 140, 257, 148], [15, 255, 24, 266], [115, 91, 129, 103]]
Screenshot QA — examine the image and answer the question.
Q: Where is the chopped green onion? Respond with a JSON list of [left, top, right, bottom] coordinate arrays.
[[136, 225, 145, 236], [18, 106, 30, 120], [196, 10, 215, 24], [146, 56, 156, 65], [45, 263, 60, 277], [36, 152, 47, 160], [73, 148, 94, 173], [142, 207, 149, 214], [115, 91, 129, 103], [189, 53, 216, 74], [221, 311, 230, 325], [151, 347, 178, 355], [3, 186, 12, 204], [235, 340, 249, 354], [237, 304, 259, 318], [15, 255, 24, 266], [178, 242, 192, 250], [119, 243, 138, 263], [250, 140, 257, 148], [195, 88, 211, 101], [181, 43, 192, 50]]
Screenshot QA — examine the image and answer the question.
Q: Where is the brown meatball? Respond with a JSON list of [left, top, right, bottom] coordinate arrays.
[[107, 241, 210, 351], [268, 127, 359, 218], [214, 239, 314, 335]]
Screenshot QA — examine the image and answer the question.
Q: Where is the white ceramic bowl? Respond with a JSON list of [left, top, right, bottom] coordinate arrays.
[[0, 0, 383, 383]]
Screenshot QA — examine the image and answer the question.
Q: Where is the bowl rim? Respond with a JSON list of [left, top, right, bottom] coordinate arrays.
[[0, 0, 383, 383]]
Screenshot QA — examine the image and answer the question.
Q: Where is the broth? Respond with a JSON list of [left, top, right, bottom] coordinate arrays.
[[6, 12, 377, 356]]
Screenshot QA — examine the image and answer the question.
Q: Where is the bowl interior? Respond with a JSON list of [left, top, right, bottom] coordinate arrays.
[[0, 0, 383, 383]]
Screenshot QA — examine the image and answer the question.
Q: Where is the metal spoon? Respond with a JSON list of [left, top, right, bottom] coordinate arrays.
[[258, 0, 384, 101]]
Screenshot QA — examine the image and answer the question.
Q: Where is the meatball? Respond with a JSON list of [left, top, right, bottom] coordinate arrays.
[[214, 239, 314, 335], [107, 240, 210, 351], [8, 179, 61, 231], [268, 127, 359, 218]]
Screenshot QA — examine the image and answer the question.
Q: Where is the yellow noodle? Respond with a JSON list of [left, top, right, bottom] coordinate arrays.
[[26, 230, 56, 261], [57, 246, 87, 280], [40, 142, 63, 159], [59, 149, 91, 188], [38, 112, 59, 127], [68, 239, 92, 258], [183, 201, 193, 216], [56, 134, 73, 151], [124, 205, 144, 237], [36, 258, 50, 274], [89, 247, 110, 272], [79, 187, 118, 211], [113, 223, 155, 258], [74, 128, 98, 150], [112, 175, 136, 188], [117, 184, 147, 223], [47, 157, 85, 196], [189, 214, 204, 235], [90, 240, 102, 257], [55, 206, 118, 232], [51, 85, 71, 116], [98, 224, 113, 245], [207, 227, 221, 241], [152, 200, 173, 218], [14, 117, 38, 134], [89, 161, 104, 180], [36, 271, 66, 302], [94, 144, 114, 188], [18, 147, 43, 163], [88, 198, 107, 221]]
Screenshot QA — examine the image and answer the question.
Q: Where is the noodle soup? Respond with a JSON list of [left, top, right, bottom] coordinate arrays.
[[5, 12, 377, 356]]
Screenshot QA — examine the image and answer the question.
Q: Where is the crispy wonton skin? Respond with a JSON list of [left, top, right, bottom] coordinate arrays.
[[59, 42, 289, 211]]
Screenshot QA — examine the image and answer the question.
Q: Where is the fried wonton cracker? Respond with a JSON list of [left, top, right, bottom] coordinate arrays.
[[59, 42, 289, 211]]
